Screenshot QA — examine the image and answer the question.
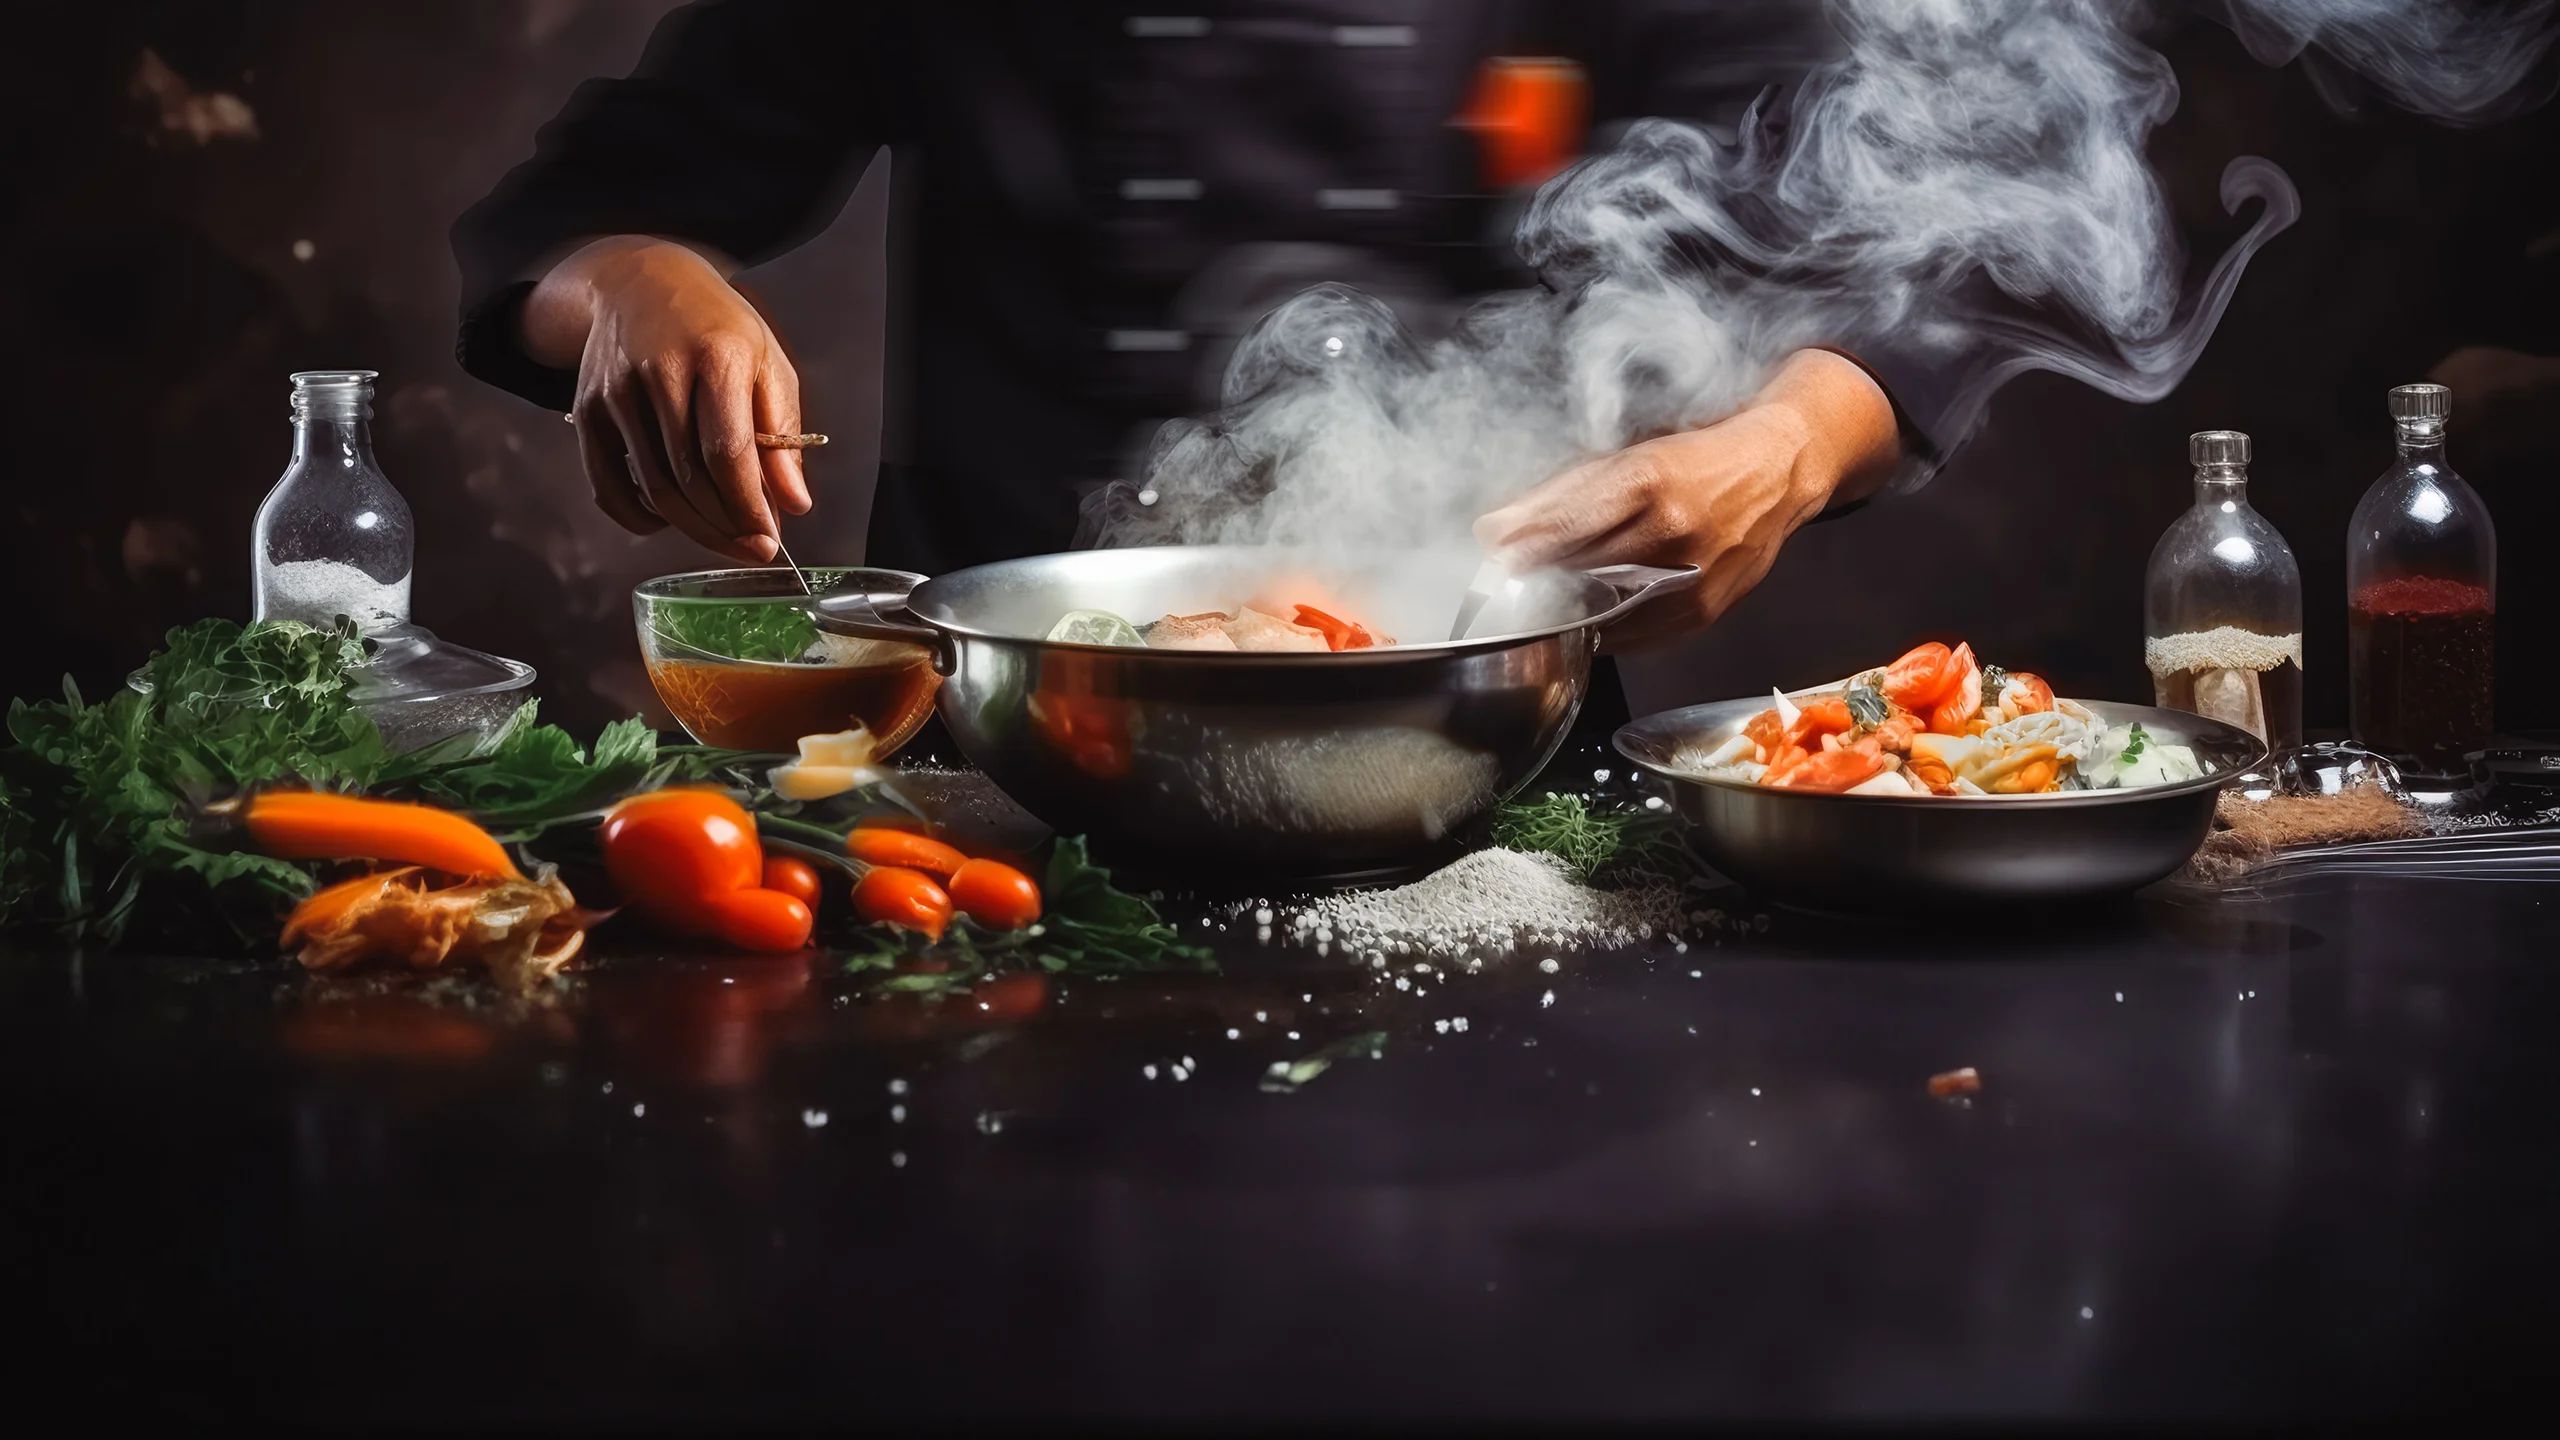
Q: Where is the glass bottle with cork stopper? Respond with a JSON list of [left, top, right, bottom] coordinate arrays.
[[2143, 429, 2303, 754], [2347, 382, 2496, 775]]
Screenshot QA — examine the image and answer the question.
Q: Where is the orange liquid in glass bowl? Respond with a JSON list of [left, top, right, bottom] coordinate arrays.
[[645, 652, 940, 754]]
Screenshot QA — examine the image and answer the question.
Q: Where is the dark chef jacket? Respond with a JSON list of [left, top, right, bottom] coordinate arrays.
[[453, 0, 1950, 579]]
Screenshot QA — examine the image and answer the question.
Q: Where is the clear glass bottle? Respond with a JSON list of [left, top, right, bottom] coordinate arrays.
[[2143, 430, 2303, 753], [252, 370, 413, 632], [2347, 383, 2496, 773]]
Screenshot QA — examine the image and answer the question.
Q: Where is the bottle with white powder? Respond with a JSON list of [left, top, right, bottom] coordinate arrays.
[[252, 371, 412, 632], [2143, 430, 2302, 753]]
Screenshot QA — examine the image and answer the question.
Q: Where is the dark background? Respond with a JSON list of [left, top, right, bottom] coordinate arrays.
[[3, 1, 2552, 735]]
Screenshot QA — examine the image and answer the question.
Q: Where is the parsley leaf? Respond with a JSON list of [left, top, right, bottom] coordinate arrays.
[[650, 600, 817, 664]]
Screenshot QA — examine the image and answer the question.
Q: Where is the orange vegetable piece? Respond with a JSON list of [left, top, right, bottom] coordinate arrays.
[[761, 855, 824, 911], [846, 827, 967, 879], [948, 858, 1042, 930], [1928, 643, 1981, 735], [1881, 641, 1959, 711], [244, 790, 518, 880], [852, 866, 953, 941], [1292, 604, 1374, 651]]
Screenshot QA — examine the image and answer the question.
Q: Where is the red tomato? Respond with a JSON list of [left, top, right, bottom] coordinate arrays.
[[1881, 642, 1958, 711], [852, 866, 953, 941], [1928, 644, 1982, 735], [698, 887, 815, 952], [948, 858, 1043, 931], [760, 855, 824, 911], [846, 827, 968, 879], [599, 789, 765, 931]]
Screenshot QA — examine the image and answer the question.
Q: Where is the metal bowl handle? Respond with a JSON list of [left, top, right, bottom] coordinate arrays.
[[810, 587, 957, 676], [1585, 563, 1702, 628]]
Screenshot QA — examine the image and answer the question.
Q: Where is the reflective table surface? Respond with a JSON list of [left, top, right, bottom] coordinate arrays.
[[8, 766, 2554, 1424]]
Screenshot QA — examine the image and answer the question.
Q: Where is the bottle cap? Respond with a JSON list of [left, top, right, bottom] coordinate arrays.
[[2389, 383, 2450, 422], [2189, 430, 2250, 466]]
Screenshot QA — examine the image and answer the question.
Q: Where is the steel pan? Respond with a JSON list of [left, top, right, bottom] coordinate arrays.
[[814, 545, 1696, 877]]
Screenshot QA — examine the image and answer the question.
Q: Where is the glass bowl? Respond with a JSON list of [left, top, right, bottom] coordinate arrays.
[[634, 567, 941, 755]]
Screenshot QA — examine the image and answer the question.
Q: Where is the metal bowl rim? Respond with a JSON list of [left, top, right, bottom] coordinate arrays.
[[904, 548, 1619, 661], [1614, 698, 2268, 810]]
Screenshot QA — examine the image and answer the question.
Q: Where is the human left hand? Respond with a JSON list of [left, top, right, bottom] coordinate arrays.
[[1472, 349, 1902, 648]]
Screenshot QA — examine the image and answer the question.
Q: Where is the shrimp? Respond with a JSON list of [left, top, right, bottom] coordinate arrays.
[[1742, 707, 1786, 762], [1765, 746, 1889, 792], [1783, 695, 1856, 750], [1994, 671, 2055, 722]]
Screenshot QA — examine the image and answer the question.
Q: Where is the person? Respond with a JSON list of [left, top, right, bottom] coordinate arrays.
[[454, 1, 1939, 688]]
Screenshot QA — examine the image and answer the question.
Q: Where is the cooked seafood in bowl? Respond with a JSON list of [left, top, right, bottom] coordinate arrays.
[[1682, 641, 2214, 797], [1616, 654, 2266, 910]]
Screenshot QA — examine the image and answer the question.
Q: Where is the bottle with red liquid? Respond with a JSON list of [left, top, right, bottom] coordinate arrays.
[[2347, 383, 2497, 776]]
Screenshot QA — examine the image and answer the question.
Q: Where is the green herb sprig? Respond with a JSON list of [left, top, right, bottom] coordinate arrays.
[[650, 601, 817, 664]]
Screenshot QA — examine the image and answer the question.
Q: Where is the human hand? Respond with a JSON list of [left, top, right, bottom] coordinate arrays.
[[1471, 349, 1900, 647], [526, 237, 811, 561]]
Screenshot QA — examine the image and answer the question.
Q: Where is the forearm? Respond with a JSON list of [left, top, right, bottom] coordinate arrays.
[[1749, 348, 1904, 512]]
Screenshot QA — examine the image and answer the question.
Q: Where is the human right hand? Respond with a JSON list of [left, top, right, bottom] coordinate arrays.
[[523, 236, 812, 561]]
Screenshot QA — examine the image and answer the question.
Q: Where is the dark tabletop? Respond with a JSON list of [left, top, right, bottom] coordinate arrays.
[[9, 758, 2558, 1426]]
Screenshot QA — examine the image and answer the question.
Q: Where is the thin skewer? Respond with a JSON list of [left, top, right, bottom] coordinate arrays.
[[558, 413, 823, 587]]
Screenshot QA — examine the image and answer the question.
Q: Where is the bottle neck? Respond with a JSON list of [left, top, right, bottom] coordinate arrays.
[[289, 416, 375, 466], [2192, 464, 2248, 506], [2395, 419, 2447, 465]]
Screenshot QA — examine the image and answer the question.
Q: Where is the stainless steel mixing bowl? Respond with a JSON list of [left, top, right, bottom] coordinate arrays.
[[1615, 697, 2267, 910], [813, 546, 1695, 877]]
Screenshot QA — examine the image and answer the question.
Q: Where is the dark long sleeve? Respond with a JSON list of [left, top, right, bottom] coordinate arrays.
[[450, 0, 902, 413]]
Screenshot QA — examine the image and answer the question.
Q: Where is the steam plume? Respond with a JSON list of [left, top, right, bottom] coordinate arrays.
[[1089, 0, 2554, 553]]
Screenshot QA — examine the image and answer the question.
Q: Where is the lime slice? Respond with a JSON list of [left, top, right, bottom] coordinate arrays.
[[1046, 609, 1146, 646]]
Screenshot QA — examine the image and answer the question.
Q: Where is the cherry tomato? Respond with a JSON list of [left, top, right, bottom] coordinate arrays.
[[698, 886, 815, 952], [852, 866, 953, 941], [846, 827, 967, 879], [599, 789, 764, 930], [760, 855, 824, 911], [948, 858, 1042, 931]]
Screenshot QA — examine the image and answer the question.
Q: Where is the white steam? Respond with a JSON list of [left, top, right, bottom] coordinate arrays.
[[1087, 0, 2553, 554]]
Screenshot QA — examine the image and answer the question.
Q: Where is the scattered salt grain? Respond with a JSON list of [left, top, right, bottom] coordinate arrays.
[[1538, 958, 1560, 975]]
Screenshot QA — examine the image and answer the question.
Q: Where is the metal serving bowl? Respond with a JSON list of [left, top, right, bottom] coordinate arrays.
[[1615, 697, 2268, 911], [815, 545, 1696, 878]]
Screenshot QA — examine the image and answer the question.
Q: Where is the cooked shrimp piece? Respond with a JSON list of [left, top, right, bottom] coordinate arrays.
[[1994, 671, 2055, 721], [1766, 746, 1889, 792], [1742, 707, 1786, 761], [1783, 694, 1856, 749]]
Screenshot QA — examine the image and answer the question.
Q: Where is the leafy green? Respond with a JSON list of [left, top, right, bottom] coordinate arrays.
[[2120, 722, 2148, 764], [649, 600, 817, 664], [1259, 1030, 1388, 1093], [1, 618, 393, 947], [838, 836, 1214, 997], [0, 618, 776, 949], [1489, 791, 1701, 886]]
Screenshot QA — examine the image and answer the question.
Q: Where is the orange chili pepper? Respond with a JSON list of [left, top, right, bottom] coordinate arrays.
[[243, 791, 519, 879], [846, 827, 968, 879]]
